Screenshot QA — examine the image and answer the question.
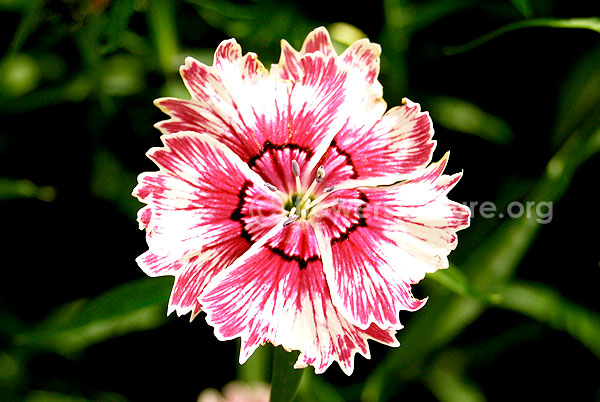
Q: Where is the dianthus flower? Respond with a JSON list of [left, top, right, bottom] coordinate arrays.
[[133, 27, 470, 375]]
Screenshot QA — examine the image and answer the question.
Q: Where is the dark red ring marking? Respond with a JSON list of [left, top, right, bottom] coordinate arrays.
[[230, 181, 369, 269]]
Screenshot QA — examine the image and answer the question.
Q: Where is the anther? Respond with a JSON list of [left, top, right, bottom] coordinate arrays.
[[292, 159, 302, 193], [316, 165, 325, 183], [283, 214, 298, 227], [292, 160, 300, 178], [265, 182, 278, 192], [323, 186, 335, 193]]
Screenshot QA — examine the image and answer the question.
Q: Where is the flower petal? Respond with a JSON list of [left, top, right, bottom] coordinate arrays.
[[133, 132, 284, 317], [201, 220, 399, 375], [272, 26, 335, 82], [155, 35, 356, 172], [313, 154, 471, 329], [316, 98, 436, 189], [340, 38, 382, 88], [301, 26, 336, 56], [271, 27, 387, 175]]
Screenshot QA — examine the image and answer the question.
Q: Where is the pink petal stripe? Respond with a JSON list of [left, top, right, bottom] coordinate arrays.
[[274, 39, 303, 81], [154, 97, 260, 161], [300, 26, 335, 55], [201, 221, 399, 375], [133, 132, 284, 317], [315, 220, 427, 331], [249, 144, 313, 194], [330, 98, 436, 185], [313, 155, 470, 330], [156, 33, 364, 172], [340, 39, 382, 87], [273, 27, 335, 82]]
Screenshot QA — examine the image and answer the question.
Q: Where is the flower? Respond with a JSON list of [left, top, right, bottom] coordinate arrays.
[[133, 27, 470, 375]]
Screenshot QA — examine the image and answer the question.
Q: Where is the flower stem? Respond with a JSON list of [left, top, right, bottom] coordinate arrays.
[[269, 346, 304, 402]]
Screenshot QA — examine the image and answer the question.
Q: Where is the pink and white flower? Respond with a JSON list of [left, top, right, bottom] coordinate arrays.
[[133, 27, 470, 375]]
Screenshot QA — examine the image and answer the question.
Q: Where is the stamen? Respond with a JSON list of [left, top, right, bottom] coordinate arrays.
[[297, 165, 326, 209], [291, 160, 300, 177], [316, 165, 325, 183], [305, 190, 335, 211], [301, 208, 307, 220], [323, 186, 335, 193], [292, 159, 302, 193], [307, 200, 347, 218], [265, 182, 278, 192], [283, 214, 298, 227]]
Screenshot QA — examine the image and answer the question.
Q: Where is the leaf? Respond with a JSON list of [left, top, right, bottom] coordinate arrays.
[[297, 370, 345, 402], [510, 0, 533, 18], [101, 0, 138, 54], [0, 75, 94, 113], [0, 351, 20, 384], [428, 96, 513, 144], [90, 149, 141, 219], [15, 277, 172, 355], [0, 178, 55, 201], [552, 44, 600, 148], [147, 0, 179, 73], [2, 0, 43, 56], [23, 391, 90, 402], [498, 281, 600, 358], [430, 265, 502, 304], [424, 350, 486, 402], [444, 18, 600, 55]]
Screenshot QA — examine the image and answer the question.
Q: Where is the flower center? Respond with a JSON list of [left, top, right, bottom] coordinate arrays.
[[264, 159, 332, 227], [284, 193, 315, 220]]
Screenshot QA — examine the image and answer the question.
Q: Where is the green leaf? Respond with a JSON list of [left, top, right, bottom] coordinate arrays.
[[147, 0, 180, 73], [510, 0, 533, 17], [15, 277, 171, 355], [23, 391, 90, 402], [444, 17, 600, 55], [424, 350, 486, 402], [0, 75, 94, 113], [498, 281, 600, 358], [428, 96, 513, 144], [90, 149, 141, 219], [102, 0, 138, 54], [552, 44, 600, 148], [2, 0, 43, 56], [429, 265, 502, 304], [0, 178, 55, 201], [0, 351, 20, 384], [100, 55, 144, 96], [297, 370, 344, 402], [22, 390, 128, 402]]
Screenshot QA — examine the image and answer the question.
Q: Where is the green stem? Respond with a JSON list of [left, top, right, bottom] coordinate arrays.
[[269, 347, 304, 402], [237, 342, 271, 383], [443, 17, 600, 55]]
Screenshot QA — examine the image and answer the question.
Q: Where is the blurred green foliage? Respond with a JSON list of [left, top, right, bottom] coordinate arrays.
[[0, 0, 598, 401]]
